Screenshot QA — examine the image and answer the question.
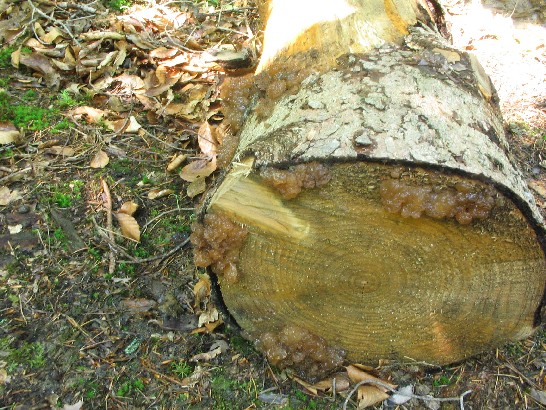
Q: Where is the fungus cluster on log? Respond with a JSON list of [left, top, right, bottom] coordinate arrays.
[[190, 0, 546, 379]]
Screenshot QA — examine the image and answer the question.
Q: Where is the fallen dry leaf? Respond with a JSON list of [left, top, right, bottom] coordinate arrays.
[[357, 385, 389, 409], [198, 306, 218, 327], [0, 186, 22, 206], [90, 150, 109, 168], [198, 122, 218, 157], [346, 365, 396, 392], [69, 106, 109, 124], [8, 224, 22, 234], [61, 400, 83, 410], [166, 154, 187, 172], [190, 340, 228, 362], [193, 274, 211, 309], [19, 52, 60, 89], [44, 146, 75, 156], [180, 157, 217, 182], [186, 177, 206, 198], [120, 298, 157, 313], [0, 122, 20, 144], [106, 116, 142, 133], [118, 201, 139, 216], [116, 212, 141, 242], [148, 188, 174, 200]]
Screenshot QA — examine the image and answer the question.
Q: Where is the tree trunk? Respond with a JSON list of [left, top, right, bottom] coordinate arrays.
[[191, 0, 546, 378]]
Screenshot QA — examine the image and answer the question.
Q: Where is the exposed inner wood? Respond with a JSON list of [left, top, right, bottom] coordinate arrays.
[[208, 162, 545, 365], [256, 0, 425, 73]]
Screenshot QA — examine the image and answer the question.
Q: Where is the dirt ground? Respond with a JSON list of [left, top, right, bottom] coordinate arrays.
[[0, 0, 545, 409]]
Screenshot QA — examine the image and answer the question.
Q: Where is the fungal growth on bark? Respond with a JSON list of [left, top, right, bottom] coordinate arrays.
[[193, 0, 546, 378], [256, 325, 345, 379]]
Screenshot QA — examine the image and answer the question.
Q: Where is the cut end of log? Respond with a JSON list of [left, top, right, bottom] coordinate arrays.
[[197, 161, 545, 376]]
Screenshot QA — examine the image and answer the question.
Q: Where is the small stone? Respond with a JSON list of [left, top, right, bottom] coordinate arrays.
[[355, 134, 373, 146], [17, 205, 30, 214], [414, 383, 431, 396], [308, 100, 325, 110]]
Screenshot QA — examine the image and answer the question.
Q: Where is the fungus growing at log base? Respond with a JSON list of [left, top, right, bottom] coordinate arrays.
[[190, 212, 248, 284], [256, 324, 345, 380], [260, 162, 331, 199], [380, 178, 496, 224]]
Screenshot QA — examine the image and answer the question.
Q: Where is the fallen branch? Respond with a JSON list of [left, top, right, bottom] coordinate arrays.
[[101, 179, 116, 275]]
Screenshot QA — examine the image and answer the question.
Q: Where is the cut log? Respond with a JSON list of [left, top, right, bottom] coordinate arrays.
[[191, 0, 546, 378]]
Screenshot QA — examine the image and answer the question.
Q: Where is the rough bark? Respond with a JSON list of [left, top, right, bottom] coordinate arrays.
[[192, 1, 546, 378]]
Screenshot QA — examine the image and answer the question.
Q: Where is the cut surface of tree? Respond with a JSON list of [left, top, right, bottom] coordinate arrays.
[[192, 0, 546, 378]]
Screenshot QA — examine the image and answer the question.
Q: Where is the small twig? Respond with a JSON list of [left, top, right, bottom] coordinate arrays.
[[342, 379, 472, 410], [117, 237, 190, 264], [145, 366, 188, 388], [141, 208, 194, 234], [0, 167, 32, 184], [101, 179, 116, 275], [27, 0, 81, 46]]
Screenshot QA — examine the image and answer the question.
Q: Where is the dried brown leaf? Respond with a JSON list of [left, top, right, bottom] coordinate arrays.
[[191, 340, 228, 361], [19, 52, 60, 88], [69, 106, 108, 123], [44, 146, 75, 156], [187, 177, 206, 198], [309, 373, 351, 393], [147, 188, 174, 199], [106, 116, 142, 133], [116, 212, 141, 242], [0, 122, 20, 144], [118, 201, 138, 216], [42, 27, 64, 44], [357, 385, 389, 409], [0, 186, 22, 206], [346, 365, 396, 392], [90, 150, 109, 168], [198, 122, 217, 157], [193, 274, 211, 308], [180, 157, 216, 182], [197, 306, 219, 327], [120, 298, 157, 313], [150, 47, 179, 59], [166, 154, 187, 172]]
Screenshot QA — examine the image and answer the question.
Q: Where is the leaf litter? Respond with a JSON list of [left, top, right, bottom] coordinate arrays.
[[0, 0, 544, 408]]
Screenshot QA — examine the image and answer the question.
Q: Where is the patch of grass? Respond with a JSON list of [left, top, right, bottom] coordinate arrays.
[[432, 374, 453, 387], [50, 180, 84, 208], [117, 262, 135, 276], [0, 337, 46, 372], [0, 76, 10, 87], [210, 369, 258, 409], [9, 104, 52, 131], [509, 121, 546, 140], [170, 360, 193, 379], [0, 46, 16, 68], [105, 0, 132, 12], [116, 378, 145, 397], [0, 147, 14, 159], [53, 228, 67, 243], [51, 118, 73, 134], [53, 192, 73, 208]]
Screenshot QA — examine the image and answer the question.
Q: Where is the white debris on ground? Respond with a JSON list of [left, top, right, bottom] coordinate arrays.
[[441, 0, 546, 127]]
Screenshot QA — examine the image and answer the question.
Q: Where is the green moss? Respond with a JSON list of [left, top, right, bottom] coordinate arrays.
[[0, 47, 15, 68], [116, 378, 145, 397], [0, 337, 46, 371]]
